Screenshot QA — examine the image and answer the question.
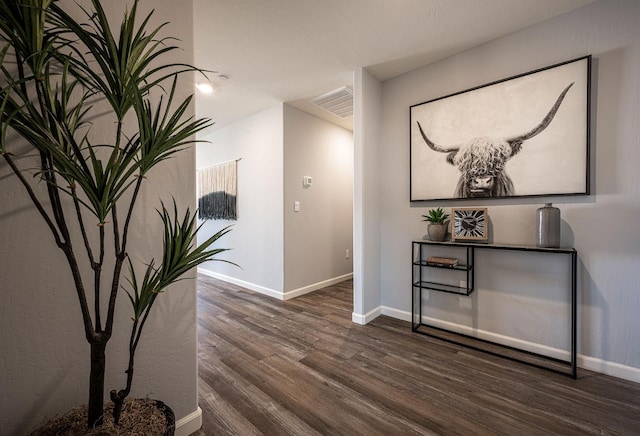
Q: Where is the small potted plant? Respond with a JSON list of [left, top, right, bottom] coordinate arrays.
[[422, 207, 450, 241]]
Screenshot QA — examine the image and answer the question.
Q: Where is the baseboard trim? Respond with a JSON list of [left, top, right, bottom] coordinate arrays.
[[381, 305, 411, 322], [283, 273, 353, 300], [421, 315, 571, 360], [198, 268, 353, 301], [198, 268, 283, 299], [579, 355, 640, 383], [175, 406, 202, 436], [373, 306, 640, 383], [352, 305, 381, 324]]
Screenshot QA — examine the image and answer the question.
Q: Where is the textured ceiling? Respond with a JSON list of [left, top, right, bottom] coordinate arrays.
[[193, 0, 594, 132]]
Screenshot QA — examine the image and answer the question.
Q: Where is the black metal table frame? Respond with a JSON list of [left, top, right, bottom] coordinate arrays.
[[412, 240, 578, 379]]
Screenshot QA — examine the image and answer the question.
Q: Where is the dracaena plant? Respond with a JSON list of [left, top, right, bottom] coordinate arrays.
[[0, 0, 229, 429]]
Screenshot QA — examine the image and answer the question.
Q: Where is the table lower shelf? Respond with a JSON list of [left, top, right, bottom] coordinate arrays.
[[414, 281, 474, 296], [412, 323, 577, 378]]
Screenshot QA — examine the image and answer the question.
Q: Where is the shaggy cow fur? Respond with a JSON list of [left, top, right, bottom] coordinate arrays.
[[452, 137, 514, 197]]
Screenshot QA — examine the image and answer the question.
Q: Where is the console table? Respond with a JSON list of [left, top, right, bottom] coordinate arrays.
[[412, 240, 577, 378]]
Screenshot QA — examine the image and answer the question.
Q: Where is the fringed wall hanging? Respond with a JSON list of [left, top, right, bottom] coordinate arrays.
[[197, 159, 239, 220]]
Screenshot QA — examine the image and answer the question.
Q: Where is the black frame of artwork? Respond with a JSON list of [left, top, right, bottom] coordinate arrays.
[[409, 55, 591, 202]]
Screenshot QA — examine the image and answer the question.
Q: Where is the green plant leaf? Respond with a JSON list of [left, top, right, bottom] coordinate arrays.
[[422, 207, 449, 223]]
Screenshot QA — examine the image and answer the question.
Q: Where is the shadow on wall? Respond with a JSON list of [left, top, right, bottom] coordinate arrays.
[[578, 260, 608, 364], [14, 365, 76, 434]]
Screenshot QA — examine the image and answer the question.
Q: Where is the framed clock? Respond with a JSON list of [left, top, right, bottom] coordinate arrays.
[[451, 208, 488, 242]]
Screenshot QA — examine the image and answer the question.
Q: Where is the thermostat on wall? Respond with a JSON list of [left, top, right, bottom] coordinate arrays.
[[303, 176, 313, 188]]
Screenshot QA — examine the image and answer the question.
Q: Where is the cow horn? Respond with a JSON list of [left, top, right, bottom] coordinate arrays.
[[416, 121, 460, 153], [507, 82, 574, 146]]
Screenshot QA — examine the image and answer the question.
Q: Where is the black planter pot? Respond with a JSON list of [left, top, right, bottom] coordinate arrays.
[[156, 400, 176, 436]]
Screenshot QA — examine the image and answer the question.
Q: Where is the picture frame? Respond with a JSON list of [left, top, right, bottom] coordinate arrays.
[[451, 208, 488, 242], [410, 56, 591, 202]]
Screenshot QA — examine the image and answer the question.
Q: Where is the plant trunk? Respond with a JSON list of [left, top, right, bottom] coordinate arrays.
[[88, 342, 106, 428]]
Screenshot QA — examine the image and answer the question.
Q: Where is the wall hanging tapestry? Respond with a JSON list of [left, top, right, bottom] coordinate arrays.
[[410, 55, 591, 202], [198, 160, 238, 220]]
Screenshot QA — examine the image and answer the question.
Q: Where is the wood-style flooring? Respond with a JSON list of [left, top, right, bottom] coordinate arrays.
[[195, 275, 640, 435]]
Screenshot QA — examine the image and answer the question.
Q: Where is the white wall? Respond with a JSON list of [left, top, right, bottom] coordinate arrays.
[[0, 1, 201, 434], [197, 104, 353, 298], [369, 0, 640, 381], [352, 68, 383, 324], [197, 105, 285, 294], [283, 105, 353, 294]]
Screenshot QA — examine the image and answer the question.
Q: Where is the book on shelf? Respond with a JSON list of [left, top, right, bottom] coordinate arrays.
[[425, 256, 458, 267]]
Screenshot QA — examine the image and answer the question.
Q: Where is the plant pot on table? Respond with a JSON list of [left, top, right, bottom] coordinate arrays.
[[427, 223, 448, 242]]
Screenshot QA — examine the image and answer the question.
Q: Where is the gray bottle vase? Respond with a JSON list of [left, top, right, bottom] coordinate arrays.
[[536, 203, 560, 248]]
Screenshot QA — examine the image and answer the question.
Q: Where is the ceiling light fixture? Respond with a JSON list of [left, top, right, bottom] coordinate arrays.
[[196, 82, 213, 94]]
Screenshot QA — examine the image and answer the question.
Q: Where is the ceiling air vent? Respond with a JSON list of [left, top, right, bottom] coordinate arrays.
[[308, 86, 353, 118]]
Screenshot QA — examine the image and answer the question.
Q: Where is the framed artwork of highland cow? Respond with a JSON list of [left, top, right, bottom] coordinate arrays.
[[409, 55, 591, 202]]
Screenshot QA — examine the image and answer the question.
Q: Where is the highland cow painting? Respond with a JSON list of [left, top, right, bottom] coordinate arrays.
[[410, 56, 590, 202]]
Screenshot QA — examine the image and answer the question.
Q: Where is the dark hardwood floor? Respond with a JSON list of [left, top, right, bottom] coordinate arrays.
[[194, 275, 640, 435]]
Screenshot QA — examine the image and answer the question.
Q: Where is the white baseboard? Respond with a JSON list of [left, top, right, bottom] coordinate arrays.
[[284, 273, 353, 300], [579, 355, 640, 383], [175, 406, 202, 436], [421, 315, 570, 360], [198, 268, 353, 301], [352, 305, 381, 324], [198, 268, 283, 299], [366, 306, 640, 384], [381, 305, 412, 322]]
